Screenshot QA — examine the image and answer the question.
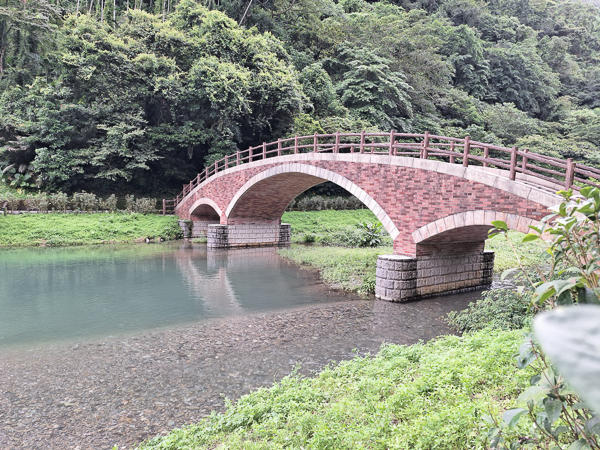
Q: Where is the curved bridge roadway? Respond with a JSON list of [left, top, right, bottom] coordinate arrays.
[[171, 132, 599, 301]]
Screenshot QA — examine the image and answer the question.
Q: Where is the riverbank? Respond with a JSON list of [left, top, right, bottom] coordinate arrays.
[[137, 327, 529, 450], [0, 292, 481, 450], [0, 213, 182, 247], [278, 231, 545, 296]]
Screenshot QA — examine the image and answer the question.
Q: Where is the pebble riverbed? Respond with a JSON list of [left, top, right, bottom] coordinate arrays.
[[0, 291, 478, 449]]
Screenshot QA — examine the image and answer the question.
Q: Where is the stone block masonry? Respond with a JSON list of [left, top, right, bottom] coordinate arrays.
[[207, 224, 291, 249], [375, 250, 495, 302], [178, 220, 220, 238]]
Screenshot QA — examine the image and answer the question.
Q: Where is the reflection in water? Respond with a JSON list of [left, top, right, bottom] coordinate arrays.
[[0, 243, 487, 450], [174, 245, 242, 315], [0, 243, 359, 348]]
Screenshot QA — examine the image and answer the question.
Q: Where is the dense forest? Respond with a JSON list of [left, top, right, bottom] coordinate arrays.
[[0, 0, 599, 193]]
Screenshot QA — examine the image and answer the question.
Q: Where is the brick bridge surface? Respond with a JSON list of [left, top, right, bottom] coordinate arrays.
[[175, 153, 560, 301]]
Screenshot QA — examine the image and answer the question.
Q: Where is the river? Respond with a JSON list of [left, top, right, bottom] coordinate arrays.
[[0, 242, 482, 449]]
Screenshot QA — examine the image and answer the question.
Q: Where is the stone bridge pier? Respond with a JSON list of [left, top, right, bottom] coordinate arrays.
[[175, 153, 561, 302]]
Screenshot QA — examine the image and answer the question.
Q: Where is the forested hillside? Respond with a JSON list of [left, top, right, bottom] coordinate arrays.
[[1, 0, 599, 193]]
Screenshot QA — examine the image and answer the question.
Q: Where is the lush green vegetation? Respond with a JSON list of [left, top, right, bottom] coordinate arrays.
[[0, 213, 182, 246], [279, 245, 391, 294], [139, 329, 530, 450], [484, 230, 548, 272], [280, 210, 547, 295], [2, 0, 600, 193], [282, 209, 392, 247], [446, 288, 532, 333]]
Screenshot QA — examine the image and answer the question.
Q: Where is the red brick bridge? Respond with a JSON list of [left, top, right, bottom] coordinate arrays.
[[171, 132, 599, 301]]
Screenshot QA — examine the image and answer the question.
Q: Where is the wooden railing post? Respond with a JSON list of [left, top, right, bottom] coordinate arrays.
[[205, 167, 209, 179], [277, 139, 282, 156], [509, 147, 518, 180], [565, 158, 576, 189], [449, 141, 455, 164], [162, 199, 166, 216], [313, 133, 318, 152], [262, 142, 266, 159], [225, 155, 228, 169], [236, 151, 240, 165], [521, 148, 529, 172], [249, 147, 253, 162], [214, 161, 218, 175], [294, 135, 298, 154], [483, 147, 489, 167], [422, 131, 430, 159], [462, 136, 471, 167], [334, 131, 340, 153], [359, 130, 365, 154], [389, 130, 395, 155]]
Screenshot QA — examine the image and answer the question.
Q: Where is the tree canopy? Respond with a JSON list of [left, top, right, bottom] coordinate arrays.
[[1, 0, 600, 193]]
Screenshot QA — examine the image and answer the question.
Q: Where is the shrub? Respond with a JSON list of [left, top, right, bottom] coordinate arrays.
[[445, 289, 531, 333], [287, 195, 365, 211], [98, 194, 118, 212], [25, 193, 50, 212], [301, 233, 316, 244], [3, 192, 21, 211], [125, 194, 136, 213], [134, 197, 156, 214], [72, 192, 98, 211], [49, 192, 69, 212], [356, 221, 383, 247]]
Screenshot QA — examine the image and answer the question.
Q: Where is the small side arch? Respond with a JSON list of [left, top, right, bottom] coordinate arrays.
[[412, 210, 544, 244], [225, 163, 400, 240], [189, 198, 223, 221]]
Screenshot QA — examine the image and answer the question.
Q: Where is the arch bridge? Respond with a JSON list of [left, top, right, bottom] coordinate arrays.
[[169, 131, 600, 302]]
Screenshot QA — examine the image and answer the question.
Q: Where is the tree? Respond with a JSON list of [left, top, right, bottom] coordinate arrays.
[[484, 40, 560, 117], [0, 1, 306, 190], [325, 46, 413, 132]]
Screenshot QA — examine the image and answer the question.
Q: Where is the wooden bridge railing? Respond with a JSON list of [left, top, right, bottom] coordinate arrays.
[[173, 131, 600, 208]]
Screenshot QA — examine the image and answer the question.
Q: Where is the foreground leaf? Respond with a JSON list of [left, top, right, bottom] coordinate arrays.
[[534, 306, 600, 413]]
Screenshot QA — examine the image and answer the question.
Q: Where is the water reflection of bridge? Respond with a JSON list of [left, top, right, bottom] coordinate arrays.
[[174, 244, 298, 316]]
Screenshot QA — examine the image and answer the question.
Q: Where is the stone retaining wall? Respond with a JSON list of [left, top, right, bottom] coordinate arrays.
[[207, 224, 291, 248], [375, 250, 494, 302]]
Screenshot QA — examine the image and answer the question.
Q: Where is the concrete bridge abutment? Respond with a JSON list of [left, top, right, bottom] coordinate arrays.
[[207, 223, 291, 249], [375, 250, 494, 302]]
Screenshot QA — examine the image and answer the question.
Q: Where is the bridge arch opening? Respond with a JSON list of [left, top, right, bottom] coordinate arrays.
[[225, 163, 400, 240], [411, 210, 543, 252], [189, 198, 222, 222]]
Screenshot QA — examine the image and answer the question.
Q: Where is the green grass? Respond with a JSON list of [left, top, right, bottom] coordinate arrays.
[[138, 328, 531, 450], [279, 210, 546, 294], [282, 210, 388, 245], [279, 245, 391, 295], [485, 231, 548, 272], [282, 209, 376, 236], [0, 213, 182, 247]]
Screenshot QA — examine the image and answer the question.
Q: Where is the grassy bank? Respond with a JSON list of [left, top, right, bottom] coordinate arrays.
[[281, 210, 393, 246], [280, 210, 546, 295], [139, 328, 530, 450], [0, 213, 182, 247], [279, 246, 391, 295]]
